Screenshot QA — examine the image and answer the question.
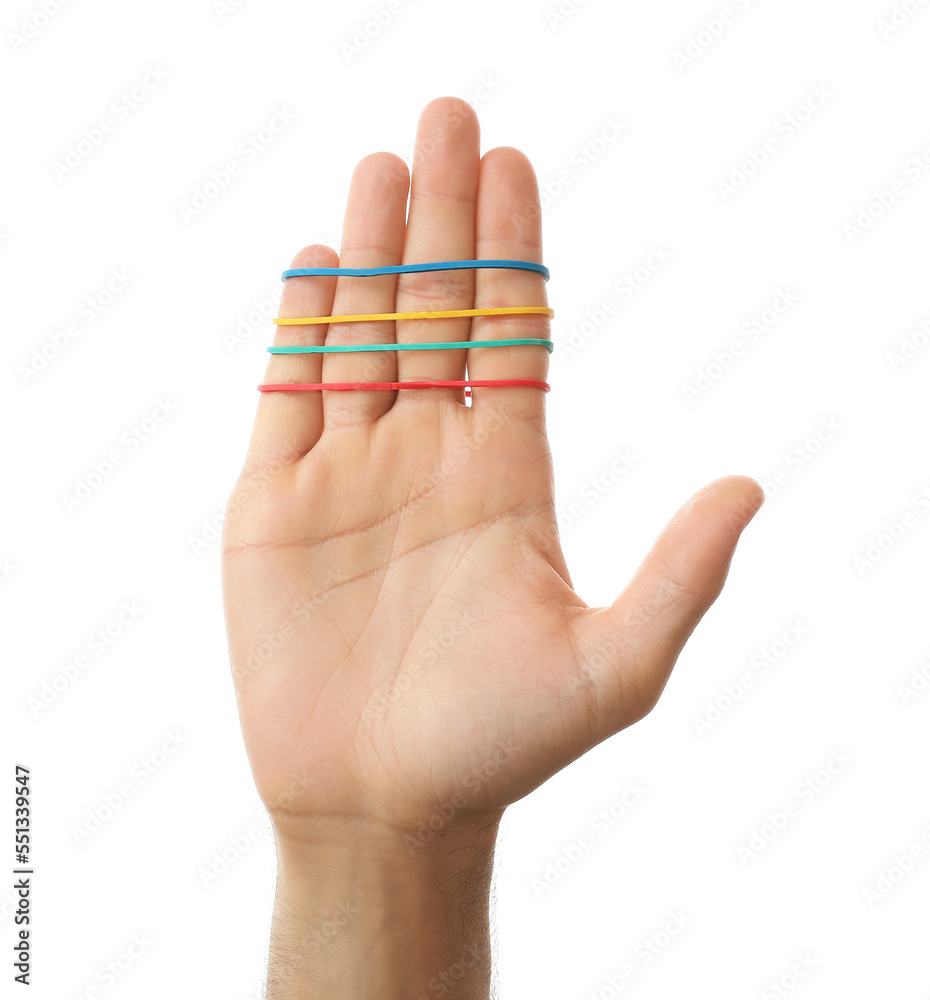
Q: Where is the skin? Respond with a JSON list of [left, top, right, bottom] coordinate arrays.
[[221, 96, 764, 998]]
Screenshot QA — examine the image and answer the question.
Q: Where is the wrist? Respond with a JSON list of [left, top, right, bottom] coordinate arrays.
[[267, 813, 502, 1000]]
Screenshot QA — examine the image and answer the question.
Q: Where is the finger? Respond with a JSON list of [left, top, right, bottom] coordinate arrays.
[[567, 476, 765, 740], [321, 152, 409, 430], [470, 147, 551, 425], [245, 244, 338, 469], [394, 97, 479, 408]]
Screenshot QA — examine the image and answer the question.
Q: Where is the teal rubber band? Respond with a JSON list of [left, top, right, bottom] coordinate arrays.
[[281, 259, 550, 282], [268, 338, 554, 355]]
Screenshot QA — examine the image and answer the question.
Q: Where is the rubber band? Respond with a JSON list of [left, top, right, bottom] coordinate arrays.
[[273, 306, 553, 326], [274, 306, 553, 326], [268, 337, 554, 355], [257, 378, 550, 397], [281, 259, 550, 282]]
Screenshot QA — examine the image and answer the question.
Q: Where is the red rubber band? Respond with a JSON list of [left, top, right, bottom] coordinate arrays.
[[257, 378, 550, 397]]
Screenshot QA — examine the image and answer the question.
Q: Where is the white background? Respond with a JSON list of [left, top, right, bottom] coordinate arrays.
[[3, 0, 930, 997]]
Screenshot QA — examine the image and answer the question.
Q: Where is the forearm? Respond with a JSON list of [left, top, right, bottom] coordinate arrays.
[[265, 814, 500, 1000]]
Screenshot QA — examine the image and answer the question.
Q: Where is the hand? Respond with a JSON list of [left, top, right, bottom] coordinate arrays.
[[221, 97, 764, 847], [221, 95, 763, 998]]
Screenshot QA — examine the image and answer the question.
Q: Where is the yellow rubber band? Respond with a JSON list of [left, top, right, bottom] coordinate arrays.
[[273, 306, 554, 326]]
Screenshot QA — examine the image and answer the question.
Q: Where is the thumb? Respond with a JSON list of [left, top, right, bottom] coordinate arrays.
[[568, 475, 764, 739]]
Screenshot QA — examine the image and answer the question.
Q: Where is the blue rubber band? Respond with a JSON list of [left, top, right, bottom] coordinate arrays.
[[281, 259, 550, 282]]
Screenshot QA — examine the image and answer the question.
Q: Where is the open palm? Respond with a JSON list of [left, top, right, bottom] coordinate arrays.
[[221, 98, 763, 845]]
